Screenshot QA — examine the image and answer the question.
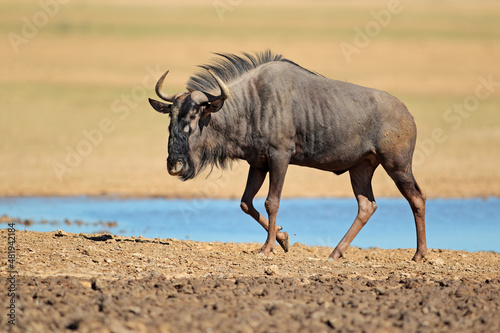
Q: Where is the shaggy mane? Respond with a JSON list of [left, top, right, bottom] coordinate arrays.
[[186, 50, 319, 92], [184, 51, 320, 178]]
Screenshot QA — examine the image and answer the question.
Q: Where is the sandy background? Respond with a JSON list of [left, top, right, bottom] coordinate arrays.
[[1, 0, 499, 199]]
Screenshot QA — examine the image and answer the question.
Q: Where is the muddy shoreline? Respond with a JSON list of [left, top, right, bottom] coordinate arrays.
[[1, 229, 499, 332]]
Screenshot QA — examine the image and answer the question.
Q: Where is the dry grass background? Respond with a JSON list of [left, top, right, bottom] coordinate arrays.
[[1, 0, 499, 198]]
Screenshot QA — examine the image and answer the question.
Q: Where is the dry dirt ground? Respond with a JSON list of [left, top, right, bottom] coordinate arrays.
[[1, 229, 499, 333]]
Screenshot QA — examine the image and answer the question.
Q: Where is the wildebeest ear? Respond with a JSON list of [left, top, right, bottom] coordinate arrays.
[[149, 98, 172, 114], [200, 99, 225, 117]]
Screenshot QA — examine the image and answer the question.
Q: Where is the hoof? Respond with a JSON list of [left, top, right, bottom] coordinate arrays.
[[412, 251, 426, 262], [257, 244, 275, 256], [277, 232, 289, 253], [328, 249, 343, 261]]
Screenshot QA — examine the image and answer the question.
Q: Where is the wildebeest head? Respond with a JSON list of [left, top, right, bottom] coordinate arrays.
[[148, 70, 229, 180]]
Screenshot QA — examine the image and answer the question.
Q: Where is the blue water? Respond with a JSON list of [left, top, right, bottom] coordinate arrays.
[[0, 197, 498, 252]]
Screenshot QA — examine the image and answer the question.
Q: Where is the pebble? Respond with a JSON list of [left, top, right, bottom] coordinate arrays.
[[429, 258, 445, 266], [55, 229, 68, 237], [264, 265, 279, 276]]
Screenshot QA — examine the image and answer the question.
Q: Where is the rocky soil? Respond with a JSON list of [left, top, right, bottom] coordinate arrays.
[[1, 229, 499, 333]]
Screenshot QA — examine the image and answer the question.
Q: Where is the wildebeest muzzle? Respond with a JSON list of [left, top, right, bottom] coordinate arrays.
[[166, 157, 188, 176]]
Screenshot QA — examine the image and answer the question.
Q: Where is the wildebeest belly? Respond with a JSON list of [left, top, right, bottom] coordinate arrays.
[[289, 141, 375, 173]]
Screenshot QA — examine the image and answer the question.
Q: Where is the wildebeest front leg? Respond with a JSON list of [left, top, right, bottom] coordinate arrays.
[[259, 150, 290, 255], [240, 166, 289, 252]]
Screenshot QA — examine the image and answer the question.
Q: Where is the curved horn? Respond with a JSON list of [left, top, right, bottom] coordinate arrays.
[[155, 70, 177, 102], [209, 69, 229, 100], [190, 69, 230, 107]]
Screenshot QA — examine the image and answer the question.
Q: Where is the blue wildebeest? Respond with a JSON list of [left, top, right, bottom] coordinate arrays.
[[149, 51, 427, 261]]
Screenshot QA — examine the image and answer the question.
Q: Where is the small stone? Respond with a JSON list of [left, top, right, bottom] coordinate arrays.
[[91, 277, 105, 291], [264, 265, 279, 276], [127, 306, 142, 315], [324, 316, 337, 329], [55, 229, 68, 237], [429, 258, 445, 266], [80, 281, 92, 289], [301, 277, 311, 285]]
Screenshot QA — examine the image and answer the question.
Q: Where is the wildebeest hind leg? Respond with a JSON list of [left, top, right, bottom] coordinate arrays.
[[329, 160, 378, 260], [384, 165, 427, 262], [240, 166, 289, 252]]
